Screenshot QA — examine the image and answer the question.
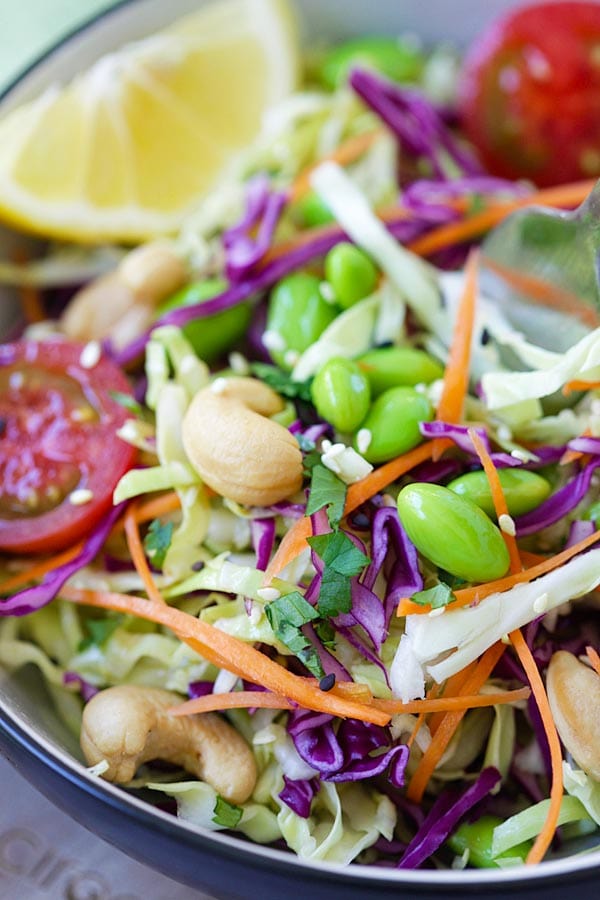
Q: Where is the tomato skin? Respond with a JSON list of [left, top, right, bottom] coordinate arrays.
[[458, 1, 600, 187], [0, 340, 136, 554]]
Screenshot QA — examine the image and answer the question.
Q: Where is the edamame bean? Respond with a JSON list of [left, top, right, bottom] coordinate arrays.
[[357, 346, 444, 396], [311, 357, 371, 433], [447, 816, 531, 868], [157, 278, 251, 362], [324, 243, 378, 309], [355, 386, 433, 463], [396, 483, 510, 582], [266, 273, 338, 370], [293, 191, 334, 228], [318, 36, 425, 90], [448, 469, 551, 518]]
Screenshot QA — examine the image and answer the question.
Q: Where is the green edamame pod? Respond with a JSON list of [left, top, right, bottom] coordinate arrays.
[[318, 36, 425, 90], [396, 483, 510, 582], [324, 243, 378, 309], [157, 277, 251, 362], [293, 191, 334, 228], [311, 357, 371, 433], [447, 816, 532, 868], [266, 273, 338, 370], [448, 469, 551, 518], [357, 346, 444, 396], [356, 386, 433, 463]]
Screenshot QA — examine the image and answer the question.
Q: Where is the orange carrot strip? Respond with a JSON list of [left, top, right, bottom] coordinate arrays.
[[401, 527, 600, 615], [406, 642, 506, 803], [408, 180, 594, 258], [123, 502, 165, 606], [132, 491, 182, 525], [563, 380, 600, 395], [372, 686, 530, 716], [289, 129, 384, 202], [60, 585, 390, 726], [435, 249, 479, 427], [0, 541, 85, 594], [169, 690, 295, 716], [586, 645, 600, 677], [265, 441, 439, 584], [407, 682, 441, 750], [427, 662, 478, 737], [468, 428, 522, 575], [510, 628, 563, 864], [560, 428, 592, 466]]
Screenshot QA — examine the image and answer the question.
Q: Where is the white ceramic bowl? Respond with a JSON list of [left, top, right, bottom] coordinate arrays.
[[1, 3, 599, 898]]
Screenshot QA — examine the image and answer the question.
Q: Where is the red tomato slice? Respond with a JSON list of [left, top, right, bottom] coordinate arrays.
[[0, 340, 136, 554], [458, 1, 600, 186]]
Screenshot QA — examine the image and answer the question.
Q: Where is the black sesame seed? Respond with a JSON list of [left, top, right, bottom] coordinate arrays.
[[319, 673, 336, 692]]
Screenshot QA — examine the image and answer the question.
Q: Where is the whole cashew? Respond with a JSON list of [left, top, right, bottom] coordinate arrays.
[[62, 241, 187, 349], [182, 376, 303, 506], [547, 650, 600, 780], [81, 685, 257, 804]]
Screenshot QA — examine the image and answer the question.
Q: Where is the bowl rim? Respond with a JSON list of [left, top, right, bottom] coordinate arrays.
[[0, 0, 599, 889]]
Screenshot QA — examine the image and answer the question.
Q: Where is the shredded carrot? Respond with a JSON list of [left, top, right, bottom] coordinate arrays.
[[60, 584, 390, 726], [560, 428, 592, 466], [435, 249, 479, 432], [265, 441, 439, 583], [468, 427, 522, 575], [0, 541, 85, 594], [289, 129, 384, 202], [330, 681, 374, 704], [586, 645, 600, 677], [407, 682, 441, 750], [130, 491, 182, 526], [169, 690, 295, 716], [407, 180, 595, 259], [372, 686, 529, 716], [427, 662, 478, 737], [510, 628, 563, 864], [123, 502, 165, 606], [563, 380, 600, 395], [401, 526, 600, 614], [406, 642, 505, 803]]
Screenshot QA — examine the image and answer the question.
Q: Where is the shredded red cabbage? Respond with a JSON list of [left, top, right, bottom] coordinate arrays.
[[349, 68, 482, 179], [397, 767, 501, 868], [0, 502, 125, 617], [187, 680, 215, 699], [566, 435, 600, 455], [250, 517, 276, 571], [362, 506, 422, 625], [278, 775, 320, 818], [223, 176, 288, 282], [514, 459, 600, 536], [63, 671, 98, 702], [420, 420, 490, 455]]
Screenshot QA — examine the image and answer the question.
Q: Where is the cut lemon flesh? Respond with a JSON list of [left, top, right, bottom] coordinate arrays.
[[0, 0, 299, 243]]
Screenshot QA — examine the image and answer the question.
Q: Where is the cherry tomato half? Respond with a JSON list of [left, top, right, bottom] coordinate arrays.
[[458, 1, 600, 186], [0, 340, 136, 554]]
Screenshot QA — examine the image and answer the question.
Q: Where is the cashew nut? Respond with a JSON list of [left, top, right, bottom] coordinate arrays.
[[182, 376, 303, 506], [62, 241, 186, 348], [547, 650, 600, 780], [81, 685, 257, 804]]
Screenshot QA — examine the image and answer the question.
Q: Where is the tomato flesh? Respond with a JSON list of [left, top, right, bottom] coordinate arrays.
[[458, 1, 600, 186], [0, 341, 136, 553]]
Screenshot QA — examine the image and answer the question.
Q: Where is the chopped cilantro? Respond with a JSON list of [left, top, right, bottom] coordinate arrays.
[[296, 434, 316, 452], [411, 583, 456, 609], [143, 518, 174, 570], [78, 615, 123, 652], [264, 592, 324, 679], [306, 464, 347, 529], [314, 618, 336, 650], [212, 796, 243, 828], [308, 532, 370, 618], [250, 363, 313, 402]]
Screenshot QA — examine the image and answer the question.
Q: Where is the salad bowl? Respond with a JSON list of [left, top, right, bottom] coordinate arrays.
[[0, 1, 599, 898]]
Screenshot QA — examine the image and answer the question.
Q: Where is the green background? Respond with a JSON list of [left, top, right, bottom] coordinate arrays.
[[0, 1, 117, 91]]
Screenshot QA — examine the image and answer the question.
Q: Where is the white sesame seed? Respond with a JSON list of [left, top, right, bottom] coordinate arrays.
[[69, 488, 94, 506], [356, 428, 372, 454], [79, 341, 102, 369], [497, 425, 512, 442], [510, 449, 530, 462], [228, 351, 249, 375], [180, 354, 199, 375], [321, 439, 332, 452], [257, 587, 281, 602], [87, 760, 110, 777], [319, 281, 336, 304], [533, 592, 549, 615], [428, 606, 446, 618], [262, 329, 286, 352], [499, 513, 516, 536], [501, 633, 511, 645], [284, 349, 300, 367], [210, 377, 228, 394]]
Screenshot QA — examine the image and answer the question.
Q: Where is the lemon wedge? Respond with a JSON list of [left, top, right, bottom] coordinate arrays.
[[0, 0, 299, 243]]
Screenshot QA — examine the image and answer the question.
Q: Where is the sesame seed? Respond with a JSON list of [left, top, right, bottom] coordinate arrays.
[[319, 673, 336, 692], [501, 633, 511, 645], [428, 606, 446, 618], [80, 341, 102, 369], [262, 329, 286, 352], [69, 488, 94, 506], [510, 449, 530, 462], [319, 281, 336, 304], [284, 349, 300, 367], [180, 354, 199, 375], [356, 428, 372, 454], [257, 587, 281, 602], [228, 351, 249, 375], [499, 513, 516, 536], [497, 425, 512, 442], [210, 377, 228, 394], [533, 592, 549, 614]]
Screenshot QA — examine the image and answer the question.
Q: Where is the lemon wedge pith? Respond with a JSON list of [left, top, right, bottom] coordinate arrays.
[[0, 0, 299, 243]]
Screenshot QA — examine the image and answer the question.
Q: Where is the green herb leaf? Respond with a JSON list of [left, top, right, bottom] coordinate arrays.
[[78, 615, 123, 652], [314, 619, 336, 650], [411, 583, 456, 609], [250, 363, 313, 402], [306, 464, 347, 529], [264, 592, 324, 679], [296, 434, 316, 452], [109, 390, 147, 418], [308, 532, 370, 619], [143, 518, 174, 570], [212, 796, 243, 828]]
